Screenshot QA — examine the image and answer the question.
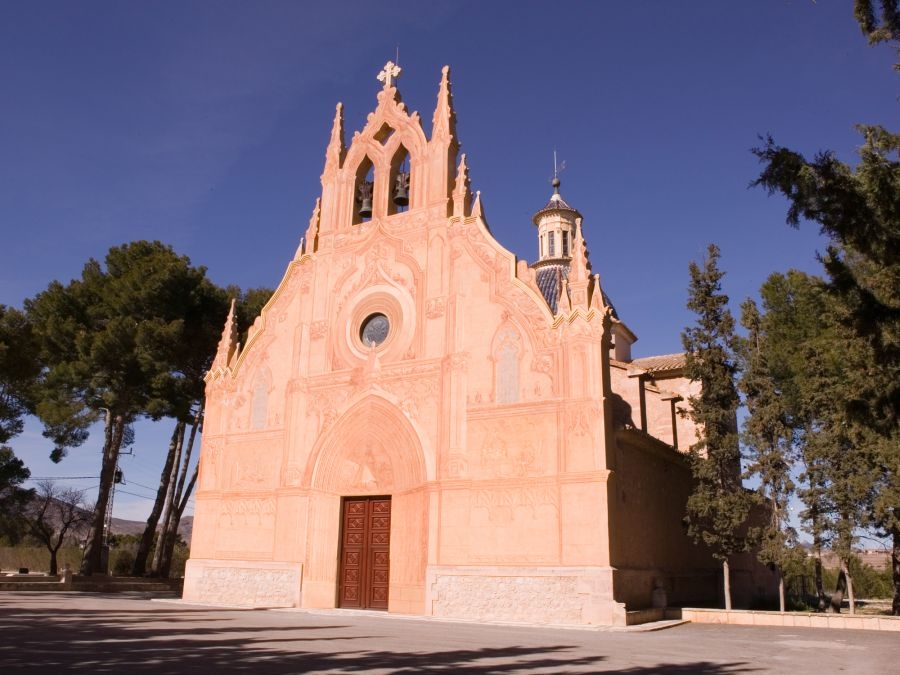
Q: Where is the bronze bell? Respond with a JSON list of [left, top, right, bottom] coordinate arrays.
[[393, 171, 410, 207], [357, 180, 373, 218]]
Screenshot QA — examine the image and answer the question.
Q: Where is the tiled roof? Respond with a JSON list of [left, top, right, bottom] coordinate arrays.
[[535, 264, 567, 314], [629, 353, 686, 374], [533, 262, 618, 318], [532, 194, 582, 224]]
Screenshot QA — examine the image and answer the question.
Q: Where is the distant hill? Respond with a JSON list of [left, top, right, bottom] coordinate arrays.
[[21, 490, 194, 547], [110, 515, 193, 546]]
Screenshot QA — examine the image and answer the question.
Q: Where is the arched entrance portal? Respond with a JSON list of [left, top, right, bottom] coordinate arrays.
[[308, 394, 428, 613]]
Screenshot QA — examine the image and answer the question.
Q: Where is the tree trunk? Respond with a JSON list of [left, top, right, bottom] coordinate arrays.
[[132, 423, 182, 576], [723, 558, 732, 610], [829, 567, 847, 613], [814, 553, 827, 611], [892, 524, 900, 616], [80, 411, 125, 576], [777, 567, 785, 613], [150, 422, 183, 576], [48, 548, 58, 576], [160, 463, 198, 577], [842, 558, 856, 614], [159, 405, 202, 577]]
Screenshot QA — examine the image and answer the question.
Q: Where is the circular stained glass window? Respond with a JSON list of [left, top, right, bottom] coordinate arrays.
[[360, 313, 390, 347]]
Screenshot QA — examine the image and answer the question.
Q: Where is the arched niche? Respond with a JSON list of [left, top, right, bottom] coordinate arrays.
[[492, 322, 523, 404], [387, 144, 411, 215], [249, 366, 272, 430], [308, 395, 427, 495], [352, 155, 374, 225]]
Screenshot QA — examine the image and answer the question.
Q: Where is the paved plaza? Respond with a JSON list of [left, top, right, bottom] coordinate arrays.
[[0, 592, 897, 673]]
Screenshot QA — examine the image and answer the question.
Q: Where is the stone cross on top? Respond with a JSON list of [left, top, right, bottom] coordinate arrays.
[[377, 61, 402, 89]]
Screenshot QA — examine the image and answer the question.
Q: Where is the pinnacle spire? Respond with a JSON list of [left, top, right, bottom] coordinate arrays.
[[431, 65, 458, 144], [472, 190, 484, 220], [569, 218, 591, 283], [303, 198, 321, 255], [323, 103, 345, 175], [452, 153, 472, 217], [212, 299, 239, 372]]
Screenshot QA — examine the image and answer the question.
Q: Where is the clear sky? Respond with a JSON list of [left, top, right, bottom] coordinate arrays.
[[2, 1, 896, 522]]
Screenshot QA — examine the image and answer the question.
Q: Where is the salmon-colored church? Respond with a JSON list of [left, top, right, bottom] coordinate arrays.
[[184, 63, 753, 626]]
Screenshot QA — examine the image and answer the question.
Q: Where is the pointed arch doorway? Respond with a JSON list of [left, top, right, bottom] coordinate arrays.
[[339, 495, 391, 609], [306, 394, 429, 614]]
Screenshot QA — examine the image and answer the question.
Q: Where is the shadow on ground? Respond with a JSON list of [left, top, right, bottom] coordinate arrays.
[[0, 595, 759, 673]]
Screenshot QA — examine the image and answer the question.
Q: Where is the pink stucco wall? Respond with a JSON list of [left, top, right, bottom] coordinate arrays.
[[183, 63, 739, 626]]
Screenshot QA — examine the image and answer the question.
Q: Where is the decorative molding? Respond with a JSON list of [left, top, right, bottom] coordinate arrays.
[[425, 296, 446, 318], [310, 320, 329, 339]]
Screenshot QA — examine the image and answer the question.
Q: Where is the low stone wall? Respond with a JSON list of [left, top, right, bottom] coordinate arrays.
[[182, 559, 302, 607], [682, 607, 900, 632], [0, 571, 181, 595], [425, 565, 626, 627]]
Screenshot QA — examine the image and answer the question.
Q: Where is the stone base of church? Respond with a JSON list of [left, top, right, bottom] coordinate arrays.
[[182, 560, 631, 626], [182, 559, 302, 608], [425, 566, 626, 627]]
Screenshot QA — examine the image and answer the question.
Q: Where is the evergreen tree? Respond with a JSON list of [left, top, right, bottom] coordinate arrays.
[[752, 2, 900, 615], [26, 241, 223, 575], [755, 270, 880, 612], [0, 305, 40, 445], [739, 298, 802, 612], [0, 305, 39, 544], [133, 286, 272, 577], [682, 243, 755, 610], [0, 446, 32, 544]]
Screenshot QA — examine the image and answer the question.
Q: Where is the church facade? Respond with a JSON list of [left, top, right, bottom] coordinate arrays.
[[183, 63, 758, 625]]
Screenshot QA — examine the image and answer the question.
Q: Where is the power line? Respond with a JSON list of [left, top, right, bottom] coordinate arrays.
[[115, 488, 158, 502], [29, 475, 98, 480], [126, 479, 162, 493]]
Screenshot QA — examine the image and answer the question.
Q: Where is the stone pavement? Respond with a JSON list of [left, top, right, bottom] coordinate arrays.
[[0, 592, 897, 673]]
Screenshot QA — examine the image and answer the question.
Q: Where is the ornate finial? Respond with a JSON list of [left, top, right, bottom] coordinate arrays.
[[377, 60, 402, 89]]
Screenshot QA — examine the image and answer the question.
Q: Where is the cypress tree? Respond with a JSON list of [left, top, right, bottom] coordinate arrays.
[[682, 244, 755, 610]]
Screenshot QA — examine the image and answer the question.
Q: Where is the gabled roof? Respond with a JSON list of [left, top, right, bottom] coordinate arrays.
[[629, 353, 686, 374]]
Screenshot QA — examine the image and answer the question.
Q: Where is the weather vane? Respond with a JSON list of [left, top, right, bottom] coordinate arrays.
[[551, 150, 566, 190]]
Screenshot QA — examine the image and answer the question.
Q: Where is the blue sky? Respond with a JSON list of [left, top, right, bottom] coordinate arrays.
[[2, 1, 896, 522]]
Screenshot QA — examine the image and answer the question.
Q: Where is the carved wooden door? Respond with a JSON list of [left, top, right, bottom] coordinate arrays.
[[338, 496, 391, 610]]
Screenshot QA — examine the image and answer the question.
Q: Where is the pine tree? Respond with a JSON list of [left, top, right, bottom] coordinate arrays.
[[26, 241, 224, 575], [739, 298, 801, 612], [752, 3, 900, 614], [754, 270, 880, 613], [682, 243, 755, 610]]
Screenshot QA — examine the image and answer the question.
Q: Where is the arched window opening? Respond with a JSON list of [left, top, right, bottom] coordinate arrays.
[[388, 145, 411, 215], [353, 157, 375, 225]]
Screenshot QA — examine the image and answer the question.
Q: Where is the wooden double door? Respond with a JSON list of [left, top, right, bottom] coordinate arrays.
[[338, 496, 391, 610]]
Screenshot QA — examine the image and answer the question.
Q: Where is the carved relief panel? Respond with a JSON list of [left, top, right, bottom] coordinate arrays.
[[465, 415, 556, 479]]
